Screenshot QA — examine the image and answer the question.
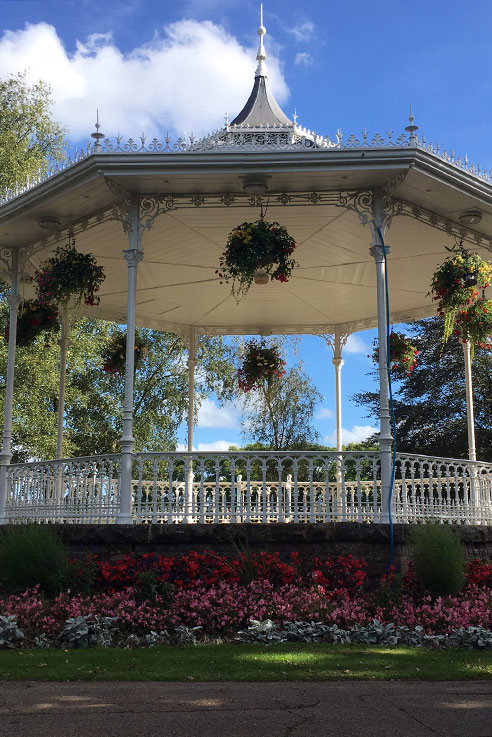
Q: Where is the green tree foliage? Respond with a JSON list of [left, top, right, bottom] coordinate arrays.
[[0, 72, 67, 195], [0, 292, 236, 459], [239, 362, 322, 450], [353, 318, 492, 460]]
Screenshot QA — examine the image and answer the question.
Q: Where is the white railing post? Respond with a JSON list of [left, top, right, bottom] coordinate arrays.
[[118, 196, 143, 524], [185, 330, 196, 523], [0, 248, 21, 524], [463, 341, 477, 462], [370, 204, 392, 524]]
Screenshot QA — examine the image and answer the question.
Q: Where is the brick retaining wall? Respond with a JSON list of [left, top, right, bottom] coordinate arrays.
[[35, 523, 492, 579]]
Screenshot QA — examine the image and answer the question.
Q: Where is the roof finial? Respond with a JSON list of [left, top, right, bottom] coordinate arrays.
[[255, 3, 267, 78], [405, 102, 419, 145], [91, 109, 104, 151]]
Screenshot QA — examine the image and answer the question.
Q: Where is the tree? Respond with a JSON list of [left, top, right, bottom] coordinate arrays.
[[66, 325, 236, 456], [239, 362, 322, 450], [0, 72, 66, 195], [353, 318, 492, 460], [0, 291, 236, 459]]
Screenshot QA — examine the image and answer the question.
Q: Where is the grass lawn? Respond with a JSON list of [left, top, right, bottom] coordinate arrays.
[[0, 643, 491, 681]]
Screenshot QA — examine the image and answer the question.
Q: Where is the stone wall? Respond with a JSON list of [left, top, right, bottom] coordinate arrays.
[[48, 523, 492, 580]]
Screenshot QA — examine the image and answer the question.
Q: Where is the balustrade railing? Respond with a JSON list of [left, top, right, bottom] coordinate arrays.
[[6, 455, 120, 523], [4, 451, 492, 525]]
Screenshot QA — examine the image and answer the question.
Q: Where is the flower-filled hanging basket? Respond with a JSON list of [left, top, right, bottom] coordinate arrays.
[[430, 248, 491, 343], [237, 340, 286, 392], [102, 331, 147, 375], [454, 298, 492, 356], [35, 240, 105, 308], [5, 299, 59, 347], [218, 219, 297, 301], [372, 331, 419, 376]]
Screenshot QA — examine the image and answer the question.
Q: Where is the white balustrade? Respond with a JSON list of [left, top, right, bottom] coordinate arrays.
[[6, 455, 120, 523], [4, 450, 492, 525]]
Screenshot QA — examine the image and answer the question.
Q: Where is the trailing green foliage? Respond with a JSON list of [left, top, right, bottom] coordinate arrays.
[[0, 525, 70, 597], [409, 523, 466, 596]]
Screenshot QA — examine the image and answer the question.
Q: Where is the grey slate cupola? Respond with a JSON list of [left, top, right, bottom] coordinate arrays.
[[211, 14, 322, 148]]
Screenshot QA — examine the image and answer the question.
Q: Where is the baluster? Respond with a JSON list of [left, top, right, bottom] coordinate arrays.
[[198, 458, 205, 524], [308, 458, 315, 522], [355, 457, 362, 522], [292, 458, 299, 522], [167, 458, 174, 523], [214, 457, 221, 523], [277, 457, 284, 523], [260, 457, 268, 523]]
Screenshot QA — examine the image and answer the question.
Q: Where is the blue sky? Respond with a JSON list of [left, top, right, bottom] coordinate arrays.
[[1, 0, 491, 449]]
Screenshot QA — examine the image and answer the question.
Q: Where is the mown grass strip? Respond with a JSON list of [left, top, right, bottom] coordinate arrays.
[[0, 644, 491, 682]]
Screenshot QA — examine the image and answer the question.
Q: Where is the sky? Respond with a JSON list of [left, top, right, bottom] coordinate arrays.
[[1, 0, 492, 450]]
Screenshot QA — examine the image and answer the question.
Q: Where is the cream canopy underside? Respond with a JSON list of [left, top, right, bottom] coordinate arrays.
[[1, 149, 492, 337]]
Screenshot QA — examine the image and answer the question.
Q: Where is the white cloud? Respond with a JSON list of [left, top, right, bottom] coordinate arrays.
[[294, 52, 313, 67], [0, 21, 289, 140], [315, 407, 334, 420], [176, 439, 237, 452], [288, 21, 315, 43], [197, 398, 239, 429], [325, 425, 377, 445], [197, 440, 237, 451], [344, 334, 369, 355]]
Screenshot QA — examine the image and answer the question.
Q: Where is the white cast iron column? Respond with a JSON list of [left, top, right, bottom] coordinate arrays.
[[462, 341, 477, 461], [370, 236, 393, 524], [0, 248, 21, 523], [56, 308, 70, 461], [332, 333, 345, 518], [463, 341, 479, 520], [185, 329, 196, 522], [332, 332, 345, 454], [118, 197, 143, 524]]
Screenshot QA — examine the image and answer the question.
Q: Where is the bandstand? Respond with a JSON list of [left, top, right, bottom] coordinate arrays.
[[0, 18, 492, 526]]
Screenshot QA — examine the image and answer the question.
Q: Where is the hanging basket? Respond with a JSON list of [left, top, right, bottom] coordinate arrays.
[[102, 331, 147, 375], [454, 298, 492, 357], [372, 331, 419, 376], [35, 239, 105, 308], [218, 219, 298, 301], [237, 340, 286, 392], [430, 247, 491, 344], [5, 299, 59, 348]]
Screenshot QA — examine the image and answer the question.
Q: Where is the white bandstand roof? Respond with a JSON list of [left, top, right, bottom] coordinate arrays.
[[1, 20, 491, 338]]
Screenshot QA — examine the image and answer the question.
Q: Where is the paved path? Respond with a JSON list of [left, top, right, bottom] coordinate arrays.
[[0, 681, 491, 737]]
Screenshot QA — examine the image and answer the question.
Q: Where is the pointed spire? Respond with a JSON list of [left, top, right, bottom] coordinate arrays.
[[255, 4, 267, 78], [229, 6, 292, 128], [91, 109, 104, 151], [405, 102, 419, 145]]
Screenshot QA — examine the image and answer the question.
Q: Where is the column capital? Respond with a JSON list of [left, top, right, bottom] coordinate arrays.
[[331, 357, 344, 369], [369, 243, 390, 262], [123, 248, 144, 268], [7, 293, 21, 309]]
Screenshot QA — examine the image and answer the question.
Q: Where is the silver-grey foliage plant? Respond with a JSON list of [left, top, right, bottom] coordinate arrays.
[[58, 615, 118, 649], [235, 619, 492, 649], [0, 615, 24, 648]]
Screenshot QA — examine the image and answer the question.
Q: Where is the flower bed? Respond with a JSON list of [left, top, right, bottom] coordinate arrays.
[[2, 553, 492, 649]]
